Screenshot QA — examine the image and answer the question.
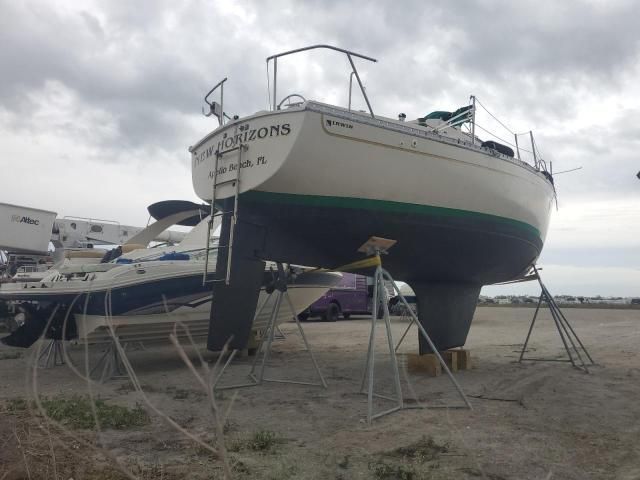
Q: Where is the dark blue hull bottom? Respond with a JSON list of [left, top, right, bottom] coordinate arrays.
[[218, 193, 542, 352]]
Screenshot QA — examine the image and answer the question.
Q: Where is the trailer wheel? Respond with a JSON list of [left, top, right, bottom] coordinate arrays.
[[324, 303, 340, 322]]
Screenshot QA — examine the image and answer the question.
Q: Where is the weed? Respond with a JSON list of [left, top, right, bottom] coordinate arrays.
[[268, 460, 298, 479], [228, 429, 280, 453], [369, 459, 416, 480], [459, 468, 508, 479], [249, 429, 278, 451], [223, 419, 238, 434], [193, 431, 225, 457], [390, 436, 449, 463], [173, 388, 190, 400], [125, 462, 184, 480], [165, 385, 205, 400], [116, 383, 158, 394], [4, 397, 29, 413], [231, 456, 250, 474], [40, 395, 150, 430], [227, 439, 242, 453]]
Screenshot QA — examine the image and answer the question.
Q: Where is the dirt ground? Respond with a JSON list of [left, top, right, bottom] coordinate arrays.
[[1, 307, 639, 479]]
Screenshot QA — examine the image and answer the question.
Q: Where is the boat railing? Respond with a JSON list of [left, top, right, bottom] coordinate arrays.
[[202, 77, 229, 126], [266, 44, 377, 118], [452, 95, 548, 174], [474, 124, 546, 173], [348, 72, 356, 110]]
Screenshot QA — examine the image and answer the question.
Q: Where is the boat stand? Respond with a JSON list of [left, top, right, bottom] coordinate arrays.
[[213, 287, 327, 391], [517, 266, 595, 373], [38, 339, 66, 368], [90, 340, 129, 383], [274, 325, 286, 340], [354, 238, 472, 424]]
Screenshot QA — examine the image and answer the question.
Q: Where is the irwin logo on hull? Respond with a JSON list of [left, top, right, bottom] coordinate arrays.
[[326, 119, 353, 129], [11, 215, 40, 226], [194, 122, 291, 166]]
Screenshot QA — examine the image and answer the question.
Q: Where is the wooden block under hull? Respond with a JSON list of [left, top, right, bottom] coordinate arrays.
[[238, 329, 262, 357], [441, 350, 458, 372], [406, 349, 471, 376], [407, 353, 441, 377], [456, 349, 472, 370]]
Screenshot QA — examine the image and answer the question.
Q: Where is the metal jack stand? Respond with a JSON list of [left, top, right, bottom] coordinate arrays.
[[274, 325, 286, 340], [355, 238, 472, 424], [90, 340, 129, 383], [38, 339, 66, 368], [213, 276, 327, 392], [517, 266, 595, 373]]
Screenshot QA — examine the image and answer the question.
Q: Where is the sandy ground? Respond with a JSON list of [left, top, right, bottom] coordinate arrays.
[[1, 307, 639, 479]]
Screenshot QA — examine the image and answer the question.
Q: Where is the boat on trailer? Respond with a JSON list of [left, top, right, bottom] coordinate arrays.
[[190, 45, 555, 353]]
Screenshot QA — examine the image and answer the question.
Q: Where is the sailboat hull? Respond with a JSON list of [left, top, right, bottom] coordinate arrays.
[[191, 102, 555, 351]]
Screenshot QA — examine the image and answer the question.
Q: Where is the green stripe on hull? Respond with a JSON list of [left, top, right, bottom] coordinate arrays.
[[242, 190, 541, 239]]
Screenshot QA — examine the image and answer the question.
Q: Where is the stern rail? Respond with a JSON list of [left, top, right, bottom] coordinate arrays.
[[267, 44, 377, 118]]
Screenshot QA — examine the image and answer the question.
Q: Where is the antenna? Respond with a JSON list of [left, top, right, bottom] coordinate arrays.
[[554, 166, 583, 175]]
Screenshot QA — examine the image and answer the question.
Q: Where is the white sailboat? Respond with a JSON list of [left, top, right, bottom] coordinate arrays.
[[190, 45, 555, 353]]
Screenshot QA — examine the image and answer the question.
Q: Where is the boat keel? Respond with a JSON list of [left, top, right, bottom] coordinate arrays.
[[208, 205, 266, 351], [408, 282, 481, 353]]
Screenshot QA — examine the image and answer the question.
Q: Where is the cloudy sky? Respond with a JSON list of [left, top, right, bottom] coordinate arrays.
[[1, 0, 638, 296]]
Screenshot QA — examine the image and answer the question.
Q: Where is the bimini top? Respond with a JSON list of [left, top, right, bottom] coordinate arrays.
[[147, 200, 209, 227]]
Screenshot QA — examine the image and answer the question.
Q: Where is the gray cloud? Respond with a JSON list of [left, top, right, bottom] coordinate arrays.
[[1, 0, 638, 295], [441, 1, 640, 80], [539, 105, 640, 198], [1, 0, 639, 193]]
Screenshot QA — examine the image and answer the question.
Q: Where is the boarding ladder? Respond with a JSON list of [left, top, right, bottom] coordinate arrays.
[[201, 77, 246, 285], [202, 142, 246, 285]]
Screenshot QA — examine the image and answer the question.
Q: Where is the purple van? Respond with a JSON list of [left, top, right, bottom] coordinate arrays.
[[299, 273, 371, 321]]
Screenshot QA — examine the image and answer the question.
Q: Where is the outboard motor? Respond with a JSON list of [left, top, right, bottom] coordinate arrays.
[[1, 303, 77, 348]]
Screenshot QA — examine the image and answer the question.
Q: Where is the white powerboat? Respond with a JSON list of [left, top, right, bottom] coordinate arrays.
[[0, 204, 342, 348]]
